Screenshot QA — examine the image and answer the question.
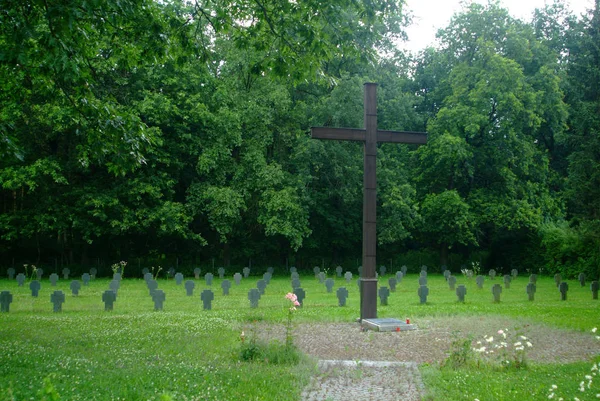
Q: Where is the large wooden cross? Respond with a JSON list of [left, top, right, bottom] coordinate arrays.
[[311, 83, 427, 320]]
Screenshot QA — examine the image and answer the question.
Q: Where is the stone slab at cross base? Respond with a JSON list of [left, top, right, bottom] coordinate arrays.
[[361, 318, 416, 332]]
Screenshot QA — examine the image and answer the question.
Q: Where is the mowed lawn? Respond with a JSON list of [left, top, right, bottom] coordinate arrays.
[[0, 271, 599, 400]]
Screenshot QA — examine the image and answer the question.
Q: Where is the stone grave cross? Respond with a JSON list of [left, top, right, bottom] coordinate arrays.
[[311, 83, 427, 319]]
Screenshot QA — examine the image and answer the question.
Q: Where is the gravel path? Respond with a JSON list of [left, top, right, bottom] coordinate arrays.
[[250, 316, 600, 401]]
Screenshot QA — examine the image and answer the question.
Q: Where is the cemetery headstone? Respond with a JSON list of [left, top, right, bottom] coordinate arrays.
[[174, 273, 184, 285], [248, 288, 260, 308], [267, 267, 274, 275], [378, 286, 390, 306], [529, 274, 538, 284], [0, 291, 13, 312], [492, 284, 502, 302], [336, 266, 343, 277], [344, 272, 353, 283], [503, 275, 511, 289], [109, 279, 120, 295], [419, 276, 427, 286], [554, 273, 562, 287], [152, 289, 166, 311], [325, 278, 335, 293], [82, 273, 91, 286], [256, 279, 267, 295], [401, 265, 407, 275], [466, 270, 473, 279], [395, 271, 403, 283], [7, 268, 15, 280], [336, 287, 349, 306], [379, 265, 387, 276], [290, 266, 297, 274], [70, 280, 81, 296], [185, 280, 195, 296], [317, 272, 325, 284], [243, 267, 250, 278], [489, 269, 496, 280], [358, 266, 363, 276], [313, 266, 320, 276], [16, 273, 25, 287], [36, 268, 43, 280], [443, 270, 451, 281], [102, 290, 116, 311], [291, 278, 301, 290], [49, 273, 59, 286], [144, 272, 153, 282], [142, 268, 150, 276], [293, 287, 306, 307], [559, 282, 569, 301], [476, 275, 484, 289], [221, 279, 231, 295], [511, 269, 518, 278], [218, 267, 225, 279], [194, 268, 201, 279], [526, 282, 536, 301], [291, 271, 300, 280], [421, 265, 427, 273], [147, 279, 158, 296], [591, 281, 599, 300], [90, 268, 97, 279], [113, 273, 122, 281], [448, 275, 456, 290], [233, 273, 242, 285], [201, 289, 214, 310], [168, 267, 175, 278], [205, 273, 213, 286], [388, 277, 397, 292], [578, 273, 586, 287], [30, 280, 41, 297], [263, 272, 272, 284], [418, 285, 429, 304], [357, 278, 362, 292], [51, 290, 65, 312], [456, 285, 467, 302], [420, 271, 427, 279], [62, 268, 70, 280]]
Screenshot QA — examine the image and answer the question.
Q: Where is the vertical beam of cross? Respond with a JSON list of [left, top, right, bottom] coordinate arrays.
[[311, 83, 427, 320]]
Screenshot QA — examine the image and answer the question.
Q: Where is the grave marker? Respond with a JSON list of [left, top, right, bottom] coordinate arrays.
[[113, 273, 122, 282], [395, 271, 403, 283], [30, 280, 41, 297], [70, 280, 81, 296], [418, 285, 429, 304], [49, 273, 59, 286], [578, 273, 586, 287], [194, 268, 201, 279], [248, 288, 260, 308], [221, 279, 231, 295], [419, 276, 427, 286], [344, 272, 353, 283], [0, 291, 13, 312], [388, 277, 397, 292], [591, 281, 599, 300], [448, 275, 456, 290], [337, 287, 349, 306], [378, 286, 390, 305], [401, 265, 408, 276], [51, 290, 65, 312], [256, 279, 267, 295], [185, 280, 195, 296], [311, 83, 427, 319], [144, 272, 153, 282], [7, 268, 15, 280], [456, 285, 467, 302], [102, 290, 116, 311], [16, 273, 25, 286], [217, 267, 225, 279], [421, 265, 428, 273], [152, 289, 166, 310], [529, 274, 538, 284], [489, 269, 496, 280], [325, 278, 335, 293], [317, 272, 325, 284], [62, 268, 70, 280], [313, 266, 320, 276], [290, 266, 297, 274], [291, 271, 300, 280], [90, 268, 97, 279], [263, 272, 272, 284], [503, 275, 511, 289], [201, 289, 214, 310], [559, 282, 569, 301], [476, 275, 484, 289], [492, 284, 502, 302], [511, 269, 518, 278], [267, 267, 274, 275], [420, 271, 427, 278], [234, 272, 242, 285], [293, 287, 306, 307], [336, 266, 343, 277], [291, 278, 301, 290], [147, 279, 158, 296], [82, 273, 91, 286], [243, 267, 250, 278], [36, 268, 43, 279], [109, 280, 120, 295], [142, 268, 149, 276], [554, 273, 562, 287], [168, 267, 175, 278], [526, 282, 536, 301], [379, 265, 387, 276], [175, 273, 184, 285], [205, 273, 214, 286], [443, 270, 451, 281]]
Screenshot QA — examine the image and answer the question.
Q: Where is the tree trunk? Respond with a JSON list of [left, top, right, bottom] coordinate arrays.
[[440, 242, 449, 267]]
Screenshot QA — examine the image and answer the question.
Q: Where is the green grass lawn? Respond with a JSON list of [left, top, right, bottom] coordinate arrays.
[[0, 271, 598, 400]]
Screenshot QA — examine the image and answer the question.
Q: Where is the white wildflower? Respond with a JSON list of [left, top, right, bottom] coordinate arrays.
[[527, 341, 533, 347], [592, 327, 597, 333]]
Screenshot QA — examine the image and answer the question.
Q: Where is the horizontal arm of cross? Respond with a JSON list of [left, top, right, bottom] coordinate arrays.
[[311, 127, 427, 144]]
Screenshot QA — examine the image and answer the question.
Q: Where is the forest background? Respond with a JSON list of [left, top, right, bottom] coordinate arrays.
[[1, 0, 599, 279]]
